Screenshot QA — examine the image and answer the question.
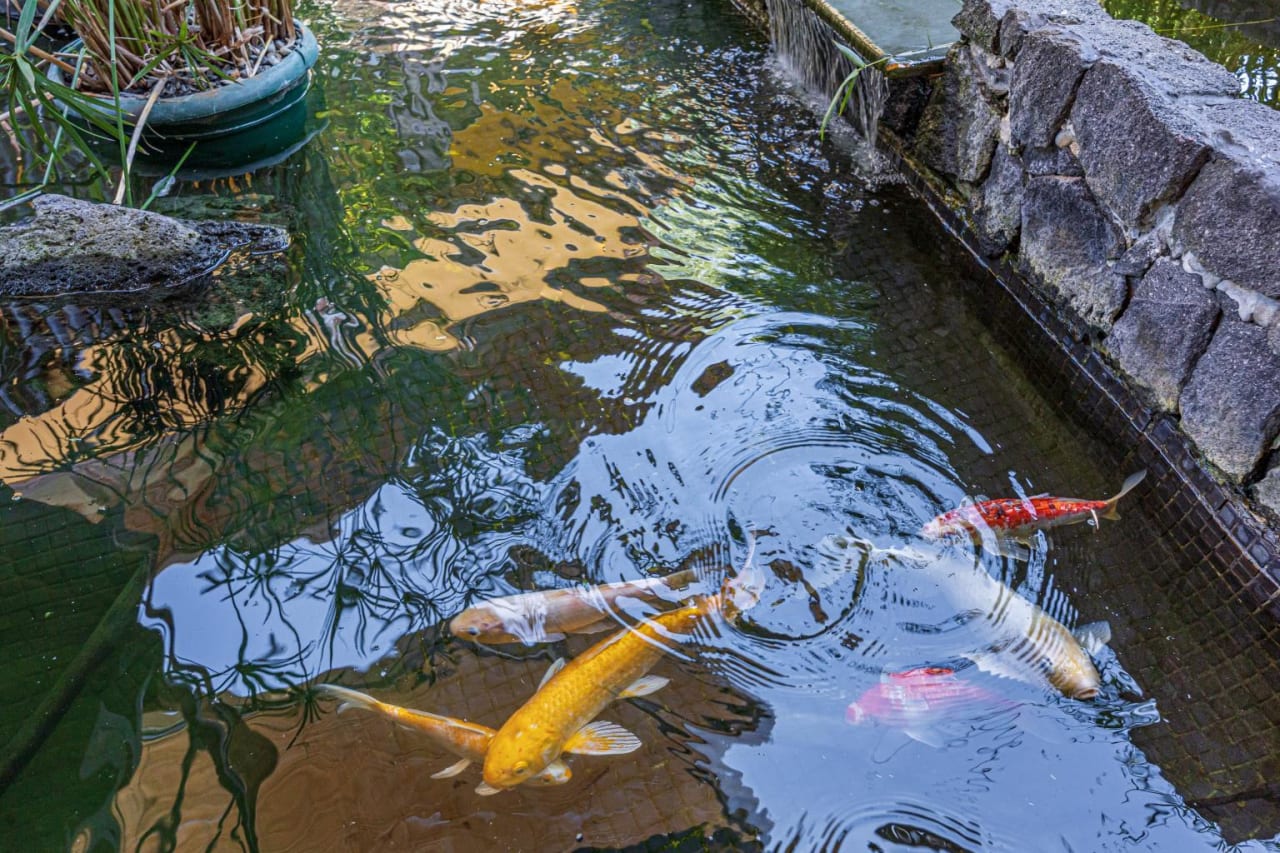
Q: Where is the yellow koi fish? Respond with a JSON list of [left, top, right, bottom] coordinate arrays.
[[314, 684, 570, 789], [449, 568, 700, 645], [480, 537, 764, 793]]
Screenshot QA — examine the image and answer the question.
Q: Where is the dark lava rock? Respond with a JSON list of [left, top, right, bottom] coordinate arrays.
[[1180, 316, 1280, 481], [1008, 27, 1095, 151], [1111, 227, 1166, 277], [1022, 145, 1083, 177], [1253, 465, 1280, 521], [1171, 100, 1280, 300], [1069, 21, 1240, 229], [1020, 176, 1127, 328], [0, 194, 289, 298], [969, 142, 1024, 257], [1107, 258, 1219, 411], [953, 0, 1106, 58], [914, 44, 1003, 184]]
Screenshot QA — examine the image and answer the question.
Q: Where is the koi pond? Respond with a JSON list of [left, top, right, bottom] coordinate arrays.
[[3, 0, 1280, 850]]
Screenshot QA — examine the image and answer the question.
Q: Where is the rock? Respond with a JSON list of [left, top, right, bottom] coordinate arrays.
[[1023, 145, 1082, 177], [913, 43, 1003, 184], [1008, 28, 1095, 151], [1253, 465, 1280, 520], [1179, 316, 1280, 481], [1068, 21, 1240, 229], [1170, 100, 1280, 300], [953, 0, 1107, 58], [969, 143, 1024, 256], [1020, 176, 1127, 328], [1107, 258, 1219, 410], [1111, 227, 1165, 276], [0, 195, 289, 298]]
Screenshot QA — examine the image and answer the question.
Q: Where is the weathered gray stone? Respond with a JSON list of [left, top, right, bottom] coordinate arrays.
[[1253, 465, 1280, 520], [1023, 145, 1083, 177], [0, 195, 288, 297], [1008, 28, 1095, 151], [1069, 21, 1240, 228], [914, 43, 1002, 184], [1180, 316, 1280, 481], [1021, 176, 1127, 328], [1107, 258, 1219, 410], [953, 0, 1107, 57], [1111, 227, 1165, 276], [1171, 101, 1280, 299], [969, 143, 1024, 257]]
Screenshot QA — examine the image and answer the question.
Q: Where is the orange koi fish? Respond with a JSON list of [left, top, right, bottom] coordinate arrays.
[[449, 569, 700, 645], [314, 684, 571, 788], [479, 538, 765, 794], [922, 470, 1147, 543]]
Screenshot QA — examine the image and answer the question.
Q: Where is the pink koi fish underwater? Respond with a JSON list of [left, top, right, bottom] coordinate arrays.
[[845, 667, 1011, 746]]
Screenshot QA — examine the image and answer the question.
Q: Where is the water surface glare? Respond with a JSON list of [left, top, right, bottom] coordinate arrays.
[[2, 0, 1280, 850]]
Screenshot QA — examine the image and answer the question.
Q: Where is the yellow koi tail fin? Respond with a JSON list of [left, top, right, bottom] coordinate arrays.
[[1103, 469, 1147, 520], [314, 683, 382, 715]]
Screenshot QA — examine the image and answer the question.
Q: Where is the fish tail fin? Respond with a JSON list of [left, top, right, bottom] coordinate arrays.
[[1103, 470, 1147, 519], [314, 683, 381, 715], [1072, 620, 1112, 656], [721, 529, 766, 621]]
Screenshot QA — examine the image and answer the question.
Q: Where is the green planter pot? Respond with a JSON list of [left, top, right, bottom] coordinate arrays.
[[53, 23, 320, 163]]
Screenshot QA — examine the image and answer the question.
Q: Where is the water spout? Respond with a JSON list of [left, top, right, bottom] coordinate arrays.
[[765, 0, 889, 143]]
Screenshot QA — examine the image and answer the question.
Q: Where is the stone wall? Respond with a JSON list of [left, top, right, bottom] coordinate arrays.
[[909, 0, 1280, 519]]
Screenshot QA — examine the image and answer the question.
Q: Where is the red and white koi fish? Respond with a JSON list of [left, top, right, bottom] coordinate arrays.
[[922, 470, 1147, 542], [845, 667, 1008, 746]]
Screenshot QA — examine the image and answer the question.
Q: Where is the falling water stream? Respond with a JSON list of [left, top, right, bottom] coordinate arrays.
[[1, 0, 1279, 850]]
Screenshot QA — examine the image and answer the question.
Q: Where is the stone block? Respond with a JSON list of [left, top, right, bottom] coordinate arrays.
[[1107, 258, 1219, 410], [1253, 466, 1280, 521], [953, 0, 1107, 57], [1180, 317, 1280, 481], [1171, 101, 1280, 300], [1023, 145, 1082, 177], [913, 43, 1003, 184], [1021, 176, 1127, 328], [969, 143, 1024, 257], [1069, 20, 1240, 229], [1008, 27, 1095, 151]]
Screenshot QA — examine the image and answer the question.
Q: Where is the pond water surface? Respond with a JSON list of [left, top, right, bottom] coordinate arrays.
[[2, 0, 1280, 850]]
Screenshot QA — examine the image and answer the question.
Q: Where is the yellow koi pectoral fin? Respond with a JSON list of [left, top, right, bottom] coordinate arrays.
[[475, 782, 504, 796], [538, 658, 567, 690], [430, 758, 472, 779], [562, 721, 643, 756], [617, 675, 669, 699]]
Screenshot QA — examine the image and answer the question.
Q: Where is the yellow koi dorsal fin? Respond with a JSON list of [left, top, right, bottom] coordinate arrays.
[[563, 721, 642, 756], [538, 658, 566, 690], [430, 758, 471, 779], [617, 675, 669, 699], [475, 782, 503, 796]]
